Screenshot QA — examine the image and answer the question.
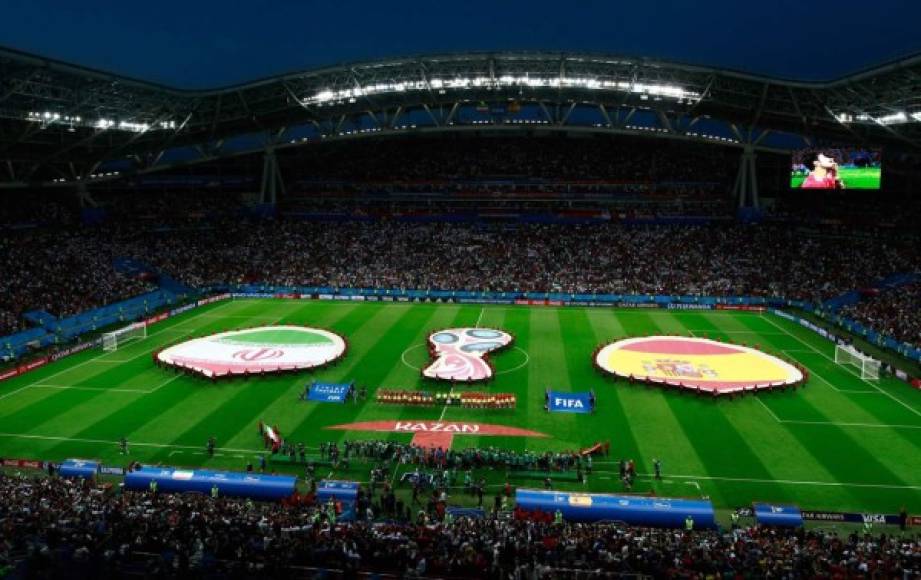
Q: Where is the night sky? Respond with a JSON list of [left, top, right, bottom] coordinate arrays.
[[1, 0, 918, 89]]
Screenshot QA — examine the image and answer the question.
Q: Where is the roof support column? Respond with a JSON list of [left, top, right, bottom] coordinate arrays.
[[259, 147, 285, 206], [733, 144, 759, 214], [75, 183, 97, 208]]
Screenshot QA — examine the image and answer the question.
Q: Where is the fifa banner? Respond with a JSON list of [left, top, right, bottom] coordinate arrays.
[[753, 503, 803, 527], [516, 489, 716, 528], [547, 390, 594, 414], [307, 381, 352, 403]]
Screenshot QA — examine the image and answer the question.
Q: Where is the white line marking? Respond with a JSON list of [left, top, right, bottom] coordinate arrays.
[[0, 387, 31, 402], [683, 330, 788, 335], [655, 472, 921, 491], [7, 426, 913, 491], [2, 300, 237, 395], [754, 397, 783, 422], [754, 391, 919, 429], [475, 307, 486, 328], [781, 350, 877, 393], [19, 372, 184, 398], [0, 302, 240, 402], [29, 385, 151, 394], [764, 314, 921, 417], [144, 373, 184, 394], [782, 420, 921, 430], [0, 432, 261, 454]]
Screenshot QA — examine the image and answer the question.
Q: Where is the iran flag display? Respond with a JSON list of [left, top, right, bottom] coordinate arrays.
[[156, 326, 346, 378]]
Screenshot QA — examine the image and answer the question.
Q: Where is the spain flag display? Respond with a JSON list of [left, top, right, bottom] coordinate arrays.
[[595, 336, 804, 395]]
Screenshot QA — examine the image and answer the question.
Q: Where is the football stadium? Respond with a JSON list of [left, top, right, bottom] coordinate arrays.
[[1, 4, 920, 577]]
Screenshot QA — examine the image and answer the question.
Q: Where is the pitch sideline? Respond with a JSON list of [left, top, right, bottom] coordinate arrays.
[[0, 431, 918, 491]]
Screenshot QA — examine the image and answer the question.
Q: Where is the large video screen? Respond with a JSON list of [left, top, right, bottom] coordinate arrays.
[[790, 147, 881, 189]]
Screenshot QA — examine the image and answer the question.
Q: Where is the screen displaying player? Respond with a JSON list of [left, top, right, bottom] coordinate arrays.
[[790, 147, 881, 189]]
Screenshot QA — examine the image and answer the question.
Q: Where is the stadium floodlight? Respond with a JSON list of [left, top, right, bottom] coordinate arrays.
[[841, 111, 916, 126], [834, 343, 880, 380], [25, 113, 173, 133], [876, 112, 908, 125], [102, 322, 148, 352], [303, 75, 700, 106]]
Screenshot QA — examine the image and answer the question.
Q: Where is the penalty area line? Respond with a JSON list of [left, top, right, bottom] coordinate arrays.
[[18, 374, 185, 397], [765, 315, 921, 417], [781, 350, 877, 394], [754, 397, 920, 429]]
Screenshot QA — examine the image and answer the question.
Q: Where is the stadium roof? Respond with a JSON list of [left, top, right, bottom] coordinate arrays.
[[2, 47, 921, 187]]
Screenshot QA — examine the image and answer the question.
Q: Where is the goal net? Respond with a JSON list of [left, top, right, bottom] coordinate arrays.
[[102, 322, 147, 352], [834, 343, 880, 380]]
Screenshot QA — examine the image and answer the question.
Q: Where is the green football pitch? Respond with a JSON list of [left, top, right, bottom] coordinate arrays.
[[1, 298, 919, 514], [790, 166, 881, 189]]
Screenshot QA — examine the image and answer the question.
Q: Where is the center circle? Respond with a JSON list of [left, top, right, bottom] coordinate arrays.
[[400, 343, 530, 376]]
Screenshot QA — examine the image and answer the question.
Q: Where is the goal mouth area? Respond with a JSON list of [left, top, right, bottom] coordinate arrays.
[[102, 323, 148, 352], [153, 325, 348, 379], [594, 336, 806, 395], [834, 344, 881, 380]]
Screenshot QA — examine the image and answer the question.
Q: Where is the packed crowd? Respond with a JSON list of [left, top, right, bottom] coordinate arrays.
[[1, 219, 918, 342], [0, 230, 156, 336], [0, 473, 917, 578], [135, 220, 917, 302], [843, 283, 921, 349]]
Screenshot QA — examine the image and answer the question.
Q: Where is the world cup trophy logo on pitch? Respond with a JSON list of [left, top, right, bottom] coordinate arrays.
[[422, 328, 513, 382]]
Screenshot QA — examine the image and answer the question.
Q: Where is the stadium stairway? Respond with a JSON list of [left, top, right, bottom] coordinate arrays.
[[113, 256, 194, 294], [22, 310, 57, 327], [822, 271, 919, 311]]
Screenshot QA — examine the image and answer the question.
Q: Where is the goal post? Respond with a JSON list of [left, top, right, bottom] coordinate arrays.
[[102, 322, 148, 352], [834, 343, 880, 380]]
